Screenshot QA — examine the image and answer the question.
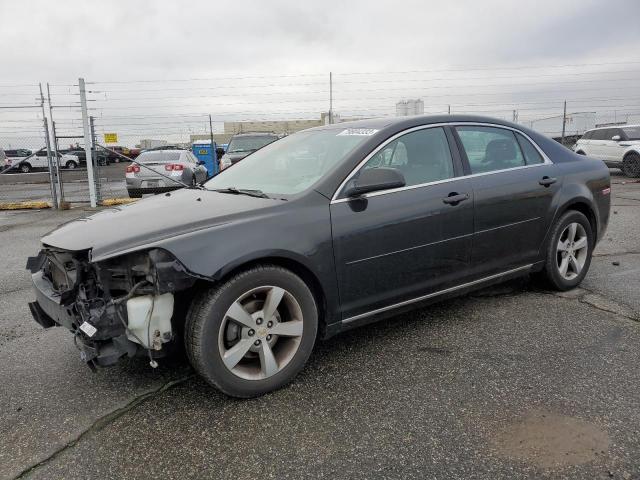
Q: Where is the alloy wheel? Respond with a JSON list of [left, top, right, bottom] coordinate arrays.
[[556, 222, 589, 280], [218, 286, 304, 380]]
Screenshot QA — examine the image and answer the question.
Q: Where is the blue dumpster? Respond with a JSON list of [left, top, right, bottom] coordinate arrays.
[[192, 140, 219, 177]]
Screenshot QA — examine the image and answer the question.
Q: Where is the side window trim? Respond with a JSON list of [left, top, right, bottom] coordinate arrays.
[[331, 122, 552, 203]]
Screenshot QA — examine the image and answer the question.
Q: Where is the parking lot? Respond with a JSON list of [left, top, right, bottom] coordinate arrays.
[[0, 163, 129, 203], [0, 171, 638, 480]]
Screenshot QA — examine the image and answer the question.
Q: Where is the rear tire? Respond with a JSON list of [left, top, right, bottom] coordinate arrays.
[[65, 160, 78, 169], [185, 265, 318, 398], [19, 163, 31, 173], [539, 210, 593, 291], [622, 152, 640, 178]]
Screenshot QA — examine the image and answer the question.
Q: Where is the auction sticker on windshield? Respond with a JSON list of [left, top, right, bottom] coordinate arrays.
[[337, 128, 379, 136]]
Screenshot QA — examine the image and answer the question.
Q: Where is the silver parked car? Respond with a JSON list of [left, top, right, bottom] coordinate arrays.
[[126, 149, 208, 198]]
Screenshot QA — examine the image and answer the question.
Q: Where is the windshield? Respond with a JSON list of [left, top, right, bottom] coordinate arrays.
[[205, 129, 370, 195], [136, 151, 182, 163], [227, 135, 278, 153], [622, 127, 640, 140]]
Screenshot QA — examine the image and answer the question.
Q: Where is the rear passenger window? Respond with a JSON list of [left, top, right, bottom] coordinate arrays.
[[456, 126, 525, 174], [361, 127, 454, 187], [515, 132, 544, 165]]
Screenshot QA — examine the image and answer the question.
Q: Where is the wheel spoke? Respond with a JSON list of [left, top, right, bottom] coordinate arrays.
[[573, 237, 587, 251], [270, 320, 303, 337], [568, 255, 580, 275], [258, 341, 278, 377], [557, 239, 569, 252], [567, 223, 577, 242], [222, 338, 254, 370], [262, 287, 285, 320], [559, 256, 569, 276], [226, 301, 255, 328]]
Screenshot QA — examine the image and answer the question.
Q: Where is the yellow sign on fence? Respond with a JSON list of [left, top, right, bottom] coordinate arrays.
[[104, 133, 118, 143]]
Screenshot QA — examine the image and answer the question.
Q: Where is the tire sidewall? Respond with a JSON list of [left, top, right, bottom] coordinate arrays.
[[622, 153, 640, 178], [191, 267, 318, 397], [545, 210, 594, 290]]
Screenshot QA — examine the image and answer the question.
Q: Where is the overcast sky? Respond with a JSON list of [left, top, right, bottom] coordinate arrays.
[[1, 0, 640, 144]]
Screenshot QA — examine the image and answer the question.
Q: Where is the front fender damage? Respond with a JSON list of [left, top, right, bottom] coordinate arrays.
[[27, 247, 200, 369]]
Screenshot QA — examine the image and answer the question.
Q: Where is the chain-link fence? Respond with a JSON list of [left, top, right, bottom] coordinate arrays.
[[0, 84, 59, 207], [3, 66, 640, 209]]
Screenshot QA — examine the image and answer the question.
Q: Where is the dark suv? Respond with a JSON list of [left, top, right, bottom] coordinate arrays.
[[219, 132, 279, 170]]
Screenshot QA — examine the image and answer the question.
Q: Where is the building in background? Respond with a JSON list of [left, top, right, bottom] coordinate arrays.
[[396, 99, 424, 116], [138, 139, 168, 149]]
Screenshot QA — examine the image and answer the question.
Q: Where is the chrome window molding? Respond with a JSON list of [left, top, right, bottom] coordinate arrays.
[[330, 121, 554, 204], [341, 263, 533, 324]]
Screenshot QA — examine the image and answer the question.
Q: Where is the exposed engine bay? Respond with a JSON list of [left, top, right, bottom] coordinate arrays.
[[27, 247, 198, 369]]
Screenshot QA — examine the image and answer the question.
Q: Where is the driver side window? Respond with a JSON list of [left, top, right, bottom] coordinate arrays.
[[360, 127, 454, 187]]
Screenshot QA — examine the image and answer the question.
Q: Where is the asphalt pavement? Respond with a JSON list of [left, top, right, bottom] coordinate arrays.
[[0, 171, 638, 480]]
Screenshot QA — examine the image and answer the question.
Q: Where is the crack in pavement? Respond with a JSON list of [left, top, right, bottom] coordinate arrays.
[[12, 373, 195, 480], [593, 250, 640, 258], [545, 287, 639, 323]]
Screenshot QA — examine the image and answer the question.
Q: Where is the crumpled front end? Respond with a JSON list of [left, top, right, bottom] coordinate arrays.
[[27, 247, 198, 369]]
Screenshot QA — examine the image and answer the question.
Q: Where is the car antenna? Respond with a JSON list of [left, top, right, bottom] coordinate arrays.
[[96, 145, 203, 190]]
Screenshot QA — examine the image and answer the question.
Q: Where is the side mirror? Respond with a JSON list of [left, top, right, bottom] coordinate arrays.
[[611, 135, 621, 141], [343, 167, 406, 197]]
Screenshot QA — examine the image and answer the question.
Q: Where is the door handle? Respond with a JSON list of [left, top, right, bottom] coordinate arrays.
[[442, 192, 469, 205], [539, 176, 557, 187]]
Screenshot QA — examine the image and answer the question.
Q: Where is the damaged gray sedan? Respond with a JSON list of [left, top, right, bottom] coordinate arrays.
[[27, 115, 610, 397]]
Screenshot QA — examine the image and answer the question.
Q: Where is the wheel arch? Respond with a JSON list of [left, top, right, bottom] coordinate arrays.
[[623, 148, 640, 160], [557, 199, 598, 239], [212, 253, 331, 337]]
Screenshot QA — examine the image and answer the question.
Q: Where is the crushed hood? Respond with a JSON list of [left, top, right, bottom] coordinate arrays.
[[42, 188, 280, 262]]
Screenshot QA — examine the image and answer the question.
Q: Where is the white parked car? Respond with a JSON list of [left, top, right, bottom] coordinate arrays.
[[4, 148, 80, 173], [573, 125, 640, 177]]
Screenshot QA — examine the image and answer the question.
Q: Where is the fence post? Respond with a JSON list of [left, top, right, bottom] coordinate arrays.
[[39, 83, 58, 208], [47, 83, 64, 206], [561, 100, 567, 146], [79, 78, 97, 207]]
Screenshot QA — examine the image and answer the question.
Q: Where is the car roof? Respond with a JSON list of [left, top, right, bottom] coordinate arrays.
[[307, 114, 527, 133], [586, 125, 640, 132], [231, 132, 279, 137]]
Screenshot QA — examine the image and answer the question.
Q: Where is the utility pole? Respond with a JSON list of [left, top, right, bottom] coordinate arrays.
[[47, 83, 64, 205], [329, 71, 333, 124], [512, 109, 518, 123], [79, 78, 97, 207], [448, 105, 451, 115], [561, 100, 567, 146], [209, 114, 216, 174], [90, 116, 100, 203], [39, 83, 58, 208]]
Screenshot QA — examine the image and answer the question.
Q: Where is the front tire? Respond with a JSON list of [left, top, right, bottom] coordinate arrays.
[[19, 163, 31, 173], [185, 265, 318, 398], [540, 210, 593, 291], [65, 160, 78, 169], [622, 152, 640, 178]]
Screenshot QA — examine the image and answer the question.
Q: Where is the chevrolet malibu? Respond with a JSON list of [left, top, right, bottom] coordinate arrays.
[[27, 115, 610, 397]]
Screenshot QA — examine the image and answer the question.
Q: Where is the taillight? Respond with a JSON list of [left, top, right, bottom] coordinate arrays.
[[165, 164, 184, 171], [126, 164, 140, 173]]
